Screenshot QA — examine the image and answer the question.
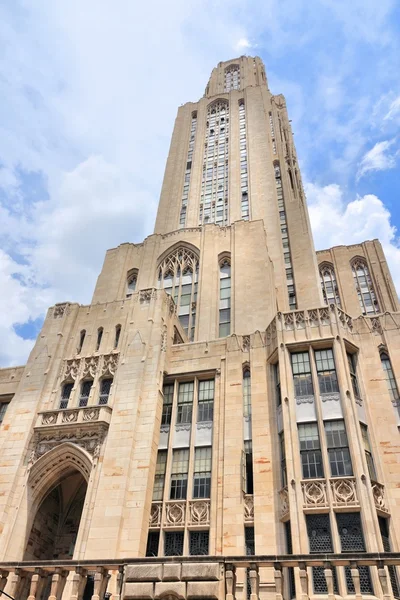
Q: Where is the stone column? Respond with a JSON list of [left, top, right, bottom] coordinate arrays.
[[297, 563, 309, 600], [323, 562, 335, 600], [350, 562, 362, 600], [225, 564, 236, 600], [377, 562, 391, 600], [27, 569, 44, 600], [274, 565, 283, 600]]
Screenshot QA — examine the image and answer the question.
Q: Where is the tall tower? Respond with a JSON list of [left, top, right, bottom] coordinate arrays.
[[0, 57, 400, 600]]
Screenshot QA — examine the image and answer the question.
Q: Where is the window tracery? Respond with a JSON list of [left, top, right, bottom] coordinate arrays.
[[239, 100, 249, 220], [199, 100, 229, 226], [180, 112, 197, 228], [351, 258, 379, 314], [319, 263, 341, 307], [224, 64, 240, 92], [158, 246, 199, 340], [219, 258, 231, 337], [126, 269, 138, 297], [380, 351, 400, 403]]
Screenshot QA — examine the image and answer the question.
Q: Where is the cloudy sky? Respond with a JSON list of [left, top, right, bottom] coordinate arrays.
[[0, 0, 399, 366]]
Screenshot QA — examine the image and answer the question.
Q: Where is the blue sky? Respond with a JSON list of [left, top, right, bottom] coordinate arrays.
[[0, 0, 399, 366]]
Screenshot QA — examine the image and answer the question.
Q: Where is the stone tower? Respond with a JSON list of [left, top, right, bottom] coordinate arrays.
[[0, 56, 400, 600]]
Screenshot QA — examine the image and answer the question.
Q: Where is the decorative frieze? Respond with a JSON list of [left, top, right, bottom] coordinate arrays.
[[52, 303, 70, 319], [164, 502, 186, 527], [60, 353, 119, 382], [321, 392, 340, 402], [330, 477, 359, 507], [296, 395, 314, 405], [189, 500, 210, 526]]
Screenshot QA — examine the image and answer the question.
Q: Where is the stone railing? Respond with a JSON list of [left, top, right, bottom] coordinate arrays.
[[301, 477, 361, 511], [0, 555, 399, 600], [273, 305, 354, 334], [301, 479, 329, 509], [152, 499, 211, 529], [35, 405, 112, 430], [330, 476, 359, 507]]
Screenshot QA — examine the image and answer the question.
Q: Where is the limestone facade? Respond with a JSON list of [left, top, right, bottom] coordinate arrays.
[[0, 56, 399, 600]]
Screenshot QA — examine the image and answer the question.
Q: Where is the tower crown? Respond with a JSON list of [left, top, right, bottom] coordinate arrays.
[[204, 55, 268, 97]]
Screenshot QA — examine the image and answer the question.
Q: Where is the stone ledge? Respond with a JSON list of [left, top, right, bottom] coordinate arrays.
[[187, 581, 219, 599], [126, 564, 162, 582], [124, 582, 154, 599], [162, 563, 181, 581], [154, 581, 186, 599], [181, 562, 220, 581]]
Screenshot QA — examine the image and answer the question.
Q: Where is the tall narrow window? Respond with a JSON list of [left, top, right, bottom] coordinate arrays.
[[306, 515, 338, 594], [177, 382, 193, 424], [162, 384, 174, 426], [158, 246, 199, 340], [0, 402, 8, 424], [275, 363, 282, 407], [146, 531, 160, 557], [79, 380, 93, 407], [244, 440, 254, 494], [98, 378, 113, 405], [245, 526, 255, 555], [291, 352, 313, 398], [325, 420, 352, 476], [126, 270, 138, 297], [274, 161, 296, 309], [170, 449, 189, 500], [224, 64, 240, 92], [298, 423, 324, 479], [198, 380, 214, 423], [315, 349, 339, 394], [180, 112, 197, 228], [352, 258, 379, 315], [347, 352, 361, 401], [243, 369, 251, 418], [77, 330, 86, 354], [360, 424, 377, 481], [380, 352, 400, 403], [114, 325, 121, 349], [193, 446, 212, 498], [60, 383, 73, 409], [337, 513, 373, 595], [153, 450, 167, 501], [378, 517, 400, 598], [219, 259, 231, 337], [189, 531, 209, 555], [279, 432, 287, 487], [164, 531, 184, 556], [96, 327, 103, 352], [284, 521, 296, 599], [239, 100, 249, 220], [319, 263, 341, 307]]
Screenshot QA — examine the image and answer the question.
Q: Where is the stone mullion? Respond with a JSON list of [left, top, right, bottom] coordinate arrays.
[[184, 376, 199, 555], [210, 368, 221, 555]]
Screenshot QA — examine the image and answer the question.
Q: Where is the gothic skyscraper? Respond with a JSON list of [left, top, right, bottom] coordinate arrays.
[[0, 56, 400, 600]]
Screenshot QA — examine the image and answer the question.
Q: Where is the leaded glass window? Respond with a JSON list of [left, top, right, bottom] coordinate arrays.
[[360, 424, 377, 481], [0, 402, 7, 424], [319, 263, 341, 307], [337, 513, 373, 594], [193, 446, 212, 498], [243, 369, 251, 418], [96, 327, 103, 352], [164, 531, 184, 556], [78, 329, 86, 354], [189, 530, 209, 555], [146, 531, 159, 557], [158, 247, 199, 340], [224, 64, 240, 92], [177, 382, 193, 424], [347, 352, 361, 400], [219, 259, 231, 337], [244, 440, 254, 494], [379, 517, 400, 599], [245, 526, 255, 555], [170, 449, 189, 500], [180, 112, 197, 228], [325, 420, 353, 476], [279, 432, 287, 487], [79, 380, 93, 407], [298, 423, 324, 479], [306, 514, 338, 594], [315, 349, 339, 394], [98, 378, 113, 405], [198, 379, 214, 422], [162, 384, 174, 426], [60, 382, 73, 409], [352, 258, 379, 315], [153, 450, 167, 501], [291, 352, 313, 398], [381, 352, 400, 403]]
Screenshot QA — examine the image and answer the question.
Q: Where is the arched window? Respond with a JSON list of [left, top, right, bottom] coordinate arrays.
[[114, 324, 121, 349], [243, 368, 251, 418], [351, 258, 379, 315], [158, 246, 199, 341], [224, 64, 240, 92], [380, 352, 399, 403], [319, 263, 341, 307], [96, 327, 103, 352], [60, 382, 73, 409], [77, 330, 86, 354], [219, 258, 231, 337], [79, 379, 93, 407], [99, 378, 113, 405], [126, 269, 138, 297]]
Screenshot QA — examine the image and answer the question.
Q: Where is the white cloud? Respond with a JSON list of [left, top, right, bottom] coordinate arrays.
[[356, 139, 397, 179], [384, 96, 400, 121], [234, 38, 252, 51], [307, 182, 400, 292]]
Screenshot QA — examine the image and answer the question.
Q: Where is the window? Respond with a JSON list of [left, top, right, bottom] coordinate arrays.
[[319, 263, 341, 307], [239, 100, 249, 220], [360, 424, 377, 481], [193, 447, 212, 498], [198, 379, 214, 422], [179, 113, 197, 228], [325, 420, 353, 476], [96, 327, 103, 352], [284, 521, 296, 599], [306, 515, 338, 594], [224, 64, 240, 92], [98, 378, 113, 405], [170, 449, 189, 499], [114, 325, 121, 349], [378, 517, 400, 598], [164, 531, 184, 556], [177, 382, 193, 424], [146, 531, 159, 557], [291, 352, 313, 398], [79, 380, 93, 407], [279, 432, 287, 487], [274, 160, 296, 309], [347, 352, 361, 400], [153, 450, 167, 501], [352, 258, 379, 315], [77, 330, 86, 354], [219, 259, 231, 337], [380, 352, 400, 403], [243, 369, 251, 418], [158, 246, 199, 340], [275, 364, 281, 407], [244, 440, 254, 494], [189, 530, 209, 555], [126, 271, 138, 296], [0, 402, 9, 424], [162, 384, 174, 426], [315, 349, 339, 394], [245, 526, 255, 555], [59, 383, 73, 409], [337, 512, 373, 595], [298, 423, 324, 479]]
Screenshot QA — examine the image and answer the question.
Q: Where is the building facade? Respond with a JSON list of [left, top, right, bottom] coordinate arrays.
[[0, 56, 400, 600]]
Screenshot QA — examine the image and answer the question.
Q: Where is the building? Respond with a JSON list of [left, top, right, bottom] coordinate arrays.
[[0, 56, 399, 600]]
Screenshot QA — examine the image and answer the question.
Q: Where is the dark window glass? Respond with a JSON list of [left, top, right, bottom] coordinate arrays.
[[306, 514, 338, 594], [193, 447, 212, 498], [244, 440, 254, 494], [98, 378, 113, 405], [325, 420, 353, 476], [96, 328, 103, 351], [347, 352, 361, 400], [291, 352, 313, 397], [162, 384, 173, 426], [189, 530, 209, 555], [78, 330, 86, 354], [315, 349, 339, 394], [176, 382, 193, 424], [198, 380, 214, 422], [170, 449, 189, 500], [279, 432, 287, 487], [79, 380, 93, 407], [381, 352, 400, 402], [298, 423, 324, 479], [275, 364, 281, 406], [378, 517, 400, 598], [337, 512, 373, 595], [153, 450, 167, 501], [146, 531, 159, 557], [114, 325, 121, 348], [164, 531, 184, 556], [285, 522, 296, 599], [60, 383, 73, 409]]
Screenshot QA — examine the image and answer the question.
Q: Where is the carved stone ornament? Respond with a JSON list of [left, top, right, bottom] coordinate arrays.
[[301, 480, 328, 508], [321, 392, 340, 402], [140, 289, 155, 304], [61, 410, 79, 424], [338, 308, 353, 330], [372, 481, 388, 512], [175, 423, 191, 432], [279, 487, 289, 518], [82, 356, 100, 379], [242, 335, 250, 352], [164, 502, 185, 527], [53, 303, 70, 319], [42, 412, 58, 426], [244, 494, 254, 523], [189, 499, 210, 526], [266, 319, 277, 342], [82, 408, 100, 422], [161, 329, 167, 352], [318, 307, 330, 324], [197, 421, 213, 430], [296, 394, 314, 405], [149, 502, 162, 528], [330, 477, 358, 506], [308, 309, 319, 326], [30, 426, 107, 464], [295, 311, 306, 329], [160, 424, 170, 434], [64, 359, 80, 381], [101, 353, 119, 376], [371, 317, 383, 334]]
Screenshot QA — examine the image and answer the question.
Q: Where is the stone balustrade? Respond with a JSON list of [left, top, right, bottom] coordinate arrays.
[[0, 554, 399, 600], [35, 405, 112, 430]]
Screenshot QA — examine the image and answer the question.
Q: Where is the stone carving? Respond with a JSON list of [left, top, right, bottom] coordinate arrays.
[[296, 395, 314, 405], [140, 289, 155, 303], [283, 313, 294, 330], [308, 309, 319, 327], [372, 481, 388, 513], [197, 421, 213, 430], [62, 410, 79, 424], [31, 427, 107, 463], [371, 317, 383, 334], [301, 480, 328, 508], [161, 329, 167, 352], [279, 487, 289, 519], [330, 477, 359, 507], [295, 311, 306, 329], [244, 494, 254, 523], [101, 353, 119, 376], [321, 392, 340, 402], [164, 502, 186, 527], [160, 424, 170, 434], [82, 408, 100, 422], [189, 500, 210, 526], [64, 359, 80, 381], [42, 412, 58, 426], [53, 303, 69, 319], [82, 356, 100, 379], [149, 502, 162, 528], [175, 423, 191, 432], [338, 308, 353, 330], [318, 307, 330, 324], [242, 335, 250, 352]]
